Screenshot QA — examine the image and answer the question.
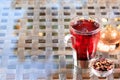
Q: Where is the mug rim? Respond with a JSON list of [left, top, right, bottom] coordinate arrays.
[[70, 16, 101, 35]]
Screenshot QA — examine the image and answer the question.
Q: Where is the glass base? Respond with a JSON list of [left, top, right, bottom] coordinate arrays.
[[77, 60, 89, 69]]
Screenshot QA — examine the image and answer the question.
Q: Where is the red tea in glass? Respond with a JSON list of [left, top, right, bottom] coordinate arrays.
[[70, 18, 100, 60]]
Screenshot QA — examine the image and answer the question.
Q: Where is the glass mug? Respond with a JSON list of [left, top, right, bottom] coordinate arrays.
[[65, 17, 101, 61]]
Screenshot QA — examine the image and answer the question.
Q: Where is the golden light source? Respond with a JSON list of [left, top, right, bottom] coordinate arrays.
[[114, 17, 120, 21], [38, 32, 43, 36], [101, 18, 108, 23], [117, 24, 120, 29], [97, 25, 120, 53], [100, 25, 120, 44]]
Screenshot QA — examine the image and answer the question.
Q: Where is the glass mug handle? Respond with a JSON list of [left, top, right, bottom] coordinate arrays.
[[64, 34, 77, 49], [64, 34, 73, 47], [64, 34, 77, 66]]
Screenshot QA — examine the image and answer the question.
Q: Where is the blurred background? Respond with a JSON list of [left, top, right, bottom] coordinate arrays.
[[0, 0, 120, 80]]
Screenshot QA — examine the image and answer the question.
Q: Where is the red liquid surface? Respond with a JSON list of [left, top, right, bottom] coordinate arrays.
[[70, 19, 100, 60]]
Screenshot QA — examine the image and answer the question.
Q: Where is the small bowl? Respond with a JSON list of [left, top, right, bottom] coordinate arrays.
[[89, 58, 114, 77]]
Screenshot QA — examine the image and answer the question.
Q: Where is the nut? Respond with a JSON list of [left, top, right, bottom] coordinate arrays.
[[93, 58, 113, 71]]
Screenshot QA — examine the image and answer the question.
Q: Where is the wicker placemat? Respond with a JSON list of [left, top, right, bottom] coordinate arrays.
[[0, 0, 120, 79]]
